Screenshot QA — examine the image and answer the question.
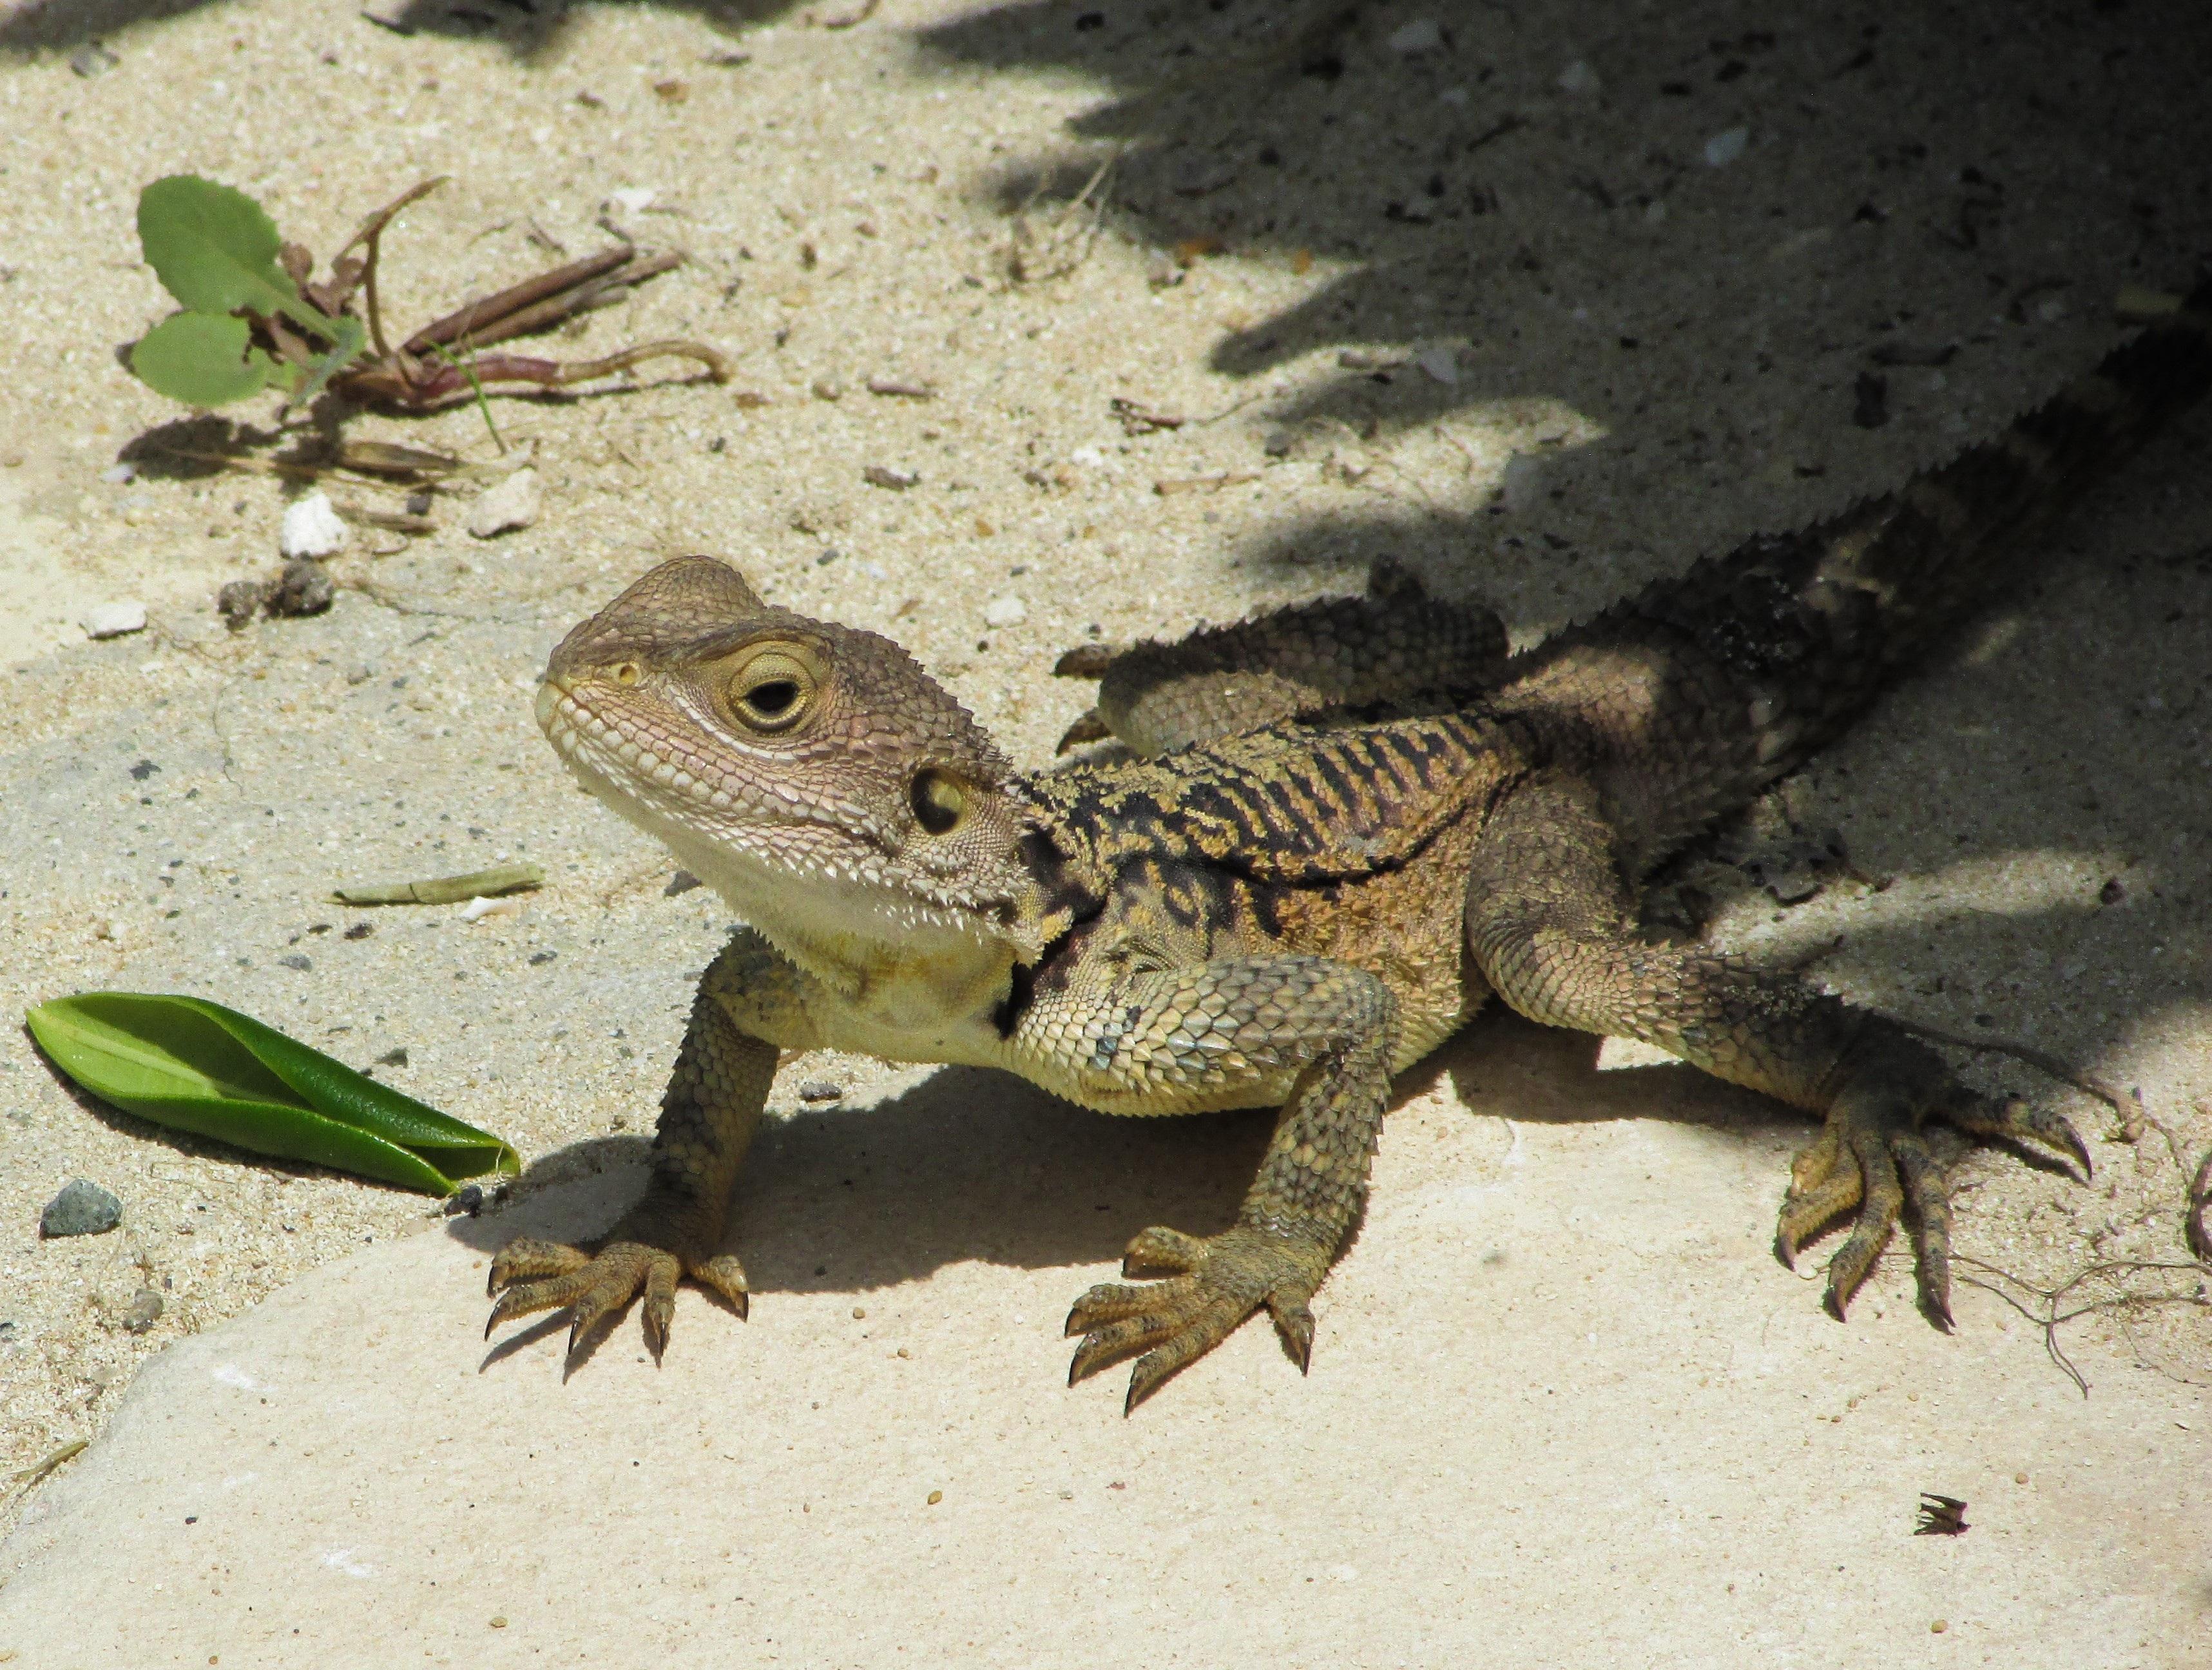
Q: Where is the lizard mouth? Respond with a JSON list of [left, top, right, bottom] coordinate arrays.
[[535, 677, 746, 818], [534, 675, 1028, 942]]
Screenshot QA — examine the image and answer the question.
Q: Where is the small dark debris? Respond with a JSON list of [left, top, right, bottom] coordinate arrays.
[[1851, 372, 1889, 429], [798, 1080, 845, 1104], [528, 950, 557, 966], [269, 559, 335, 618], [69, 41, 119, 77], [2098, 877, 2126, 907], [376, 1046, 410, 1068], [1262, 430, 1294, 457], [405, 490, 434, 517], [1972, 1013, 1995, 1028], [664, 870, 704, 897], [344, 921, 374, 940], [278, 953, 312, 972], [218, 578, 273, 630], [1660, 80, 1692, 95], [1075, 10, 1105, 30], [1869, 340, 1956, 369], [120, 1288, 164, 1333], [128, 758, 160, 782], [1915, 1493, 1969, 1536], [444, 1184, 485, 1218]]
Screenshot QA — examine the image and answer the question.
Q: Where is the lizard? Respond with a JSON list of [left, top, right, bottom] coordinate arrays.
[[485, 280, 2212, 1412]]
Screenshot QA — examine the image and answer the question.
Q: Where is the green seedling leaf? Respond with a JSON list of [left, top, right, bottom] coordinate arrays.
[[137, 175, 301, 322], [25, 993, 519, 1195], [128, 312, 274, 407]]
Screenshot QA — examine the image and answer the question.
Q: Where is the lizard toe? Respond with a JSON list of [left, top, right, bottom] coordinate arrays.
[[1066, 1223, 1329, 1412]]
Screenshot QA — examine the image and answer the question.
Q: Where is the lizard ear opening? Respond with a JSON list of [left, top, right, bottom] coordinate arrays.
[[909, 767, 968, 835]]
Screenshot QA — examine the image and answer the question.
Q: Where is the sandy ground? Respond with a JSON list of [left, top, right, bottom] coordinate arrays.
[[1, 0, 2209, 1661]]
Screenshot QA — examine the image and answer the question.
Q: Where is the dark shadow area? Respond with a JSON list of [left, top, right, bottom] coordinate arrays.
[[924, 0, 2212, 624], [0, 0, 804, 58]]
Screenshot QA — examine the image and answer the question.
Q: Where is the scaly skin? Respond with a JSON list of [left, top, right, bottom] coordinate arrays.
[[486, 282, 2211, 1410]]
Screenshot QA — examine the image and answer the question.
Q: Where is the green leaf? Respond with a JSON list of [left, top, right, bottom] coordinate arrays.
[[133, 175, 349, 352], [290, 312, 369, 406], [136, 175, 300, 320], [129, 312, 274, 407], [25, 993, 519, 1195]]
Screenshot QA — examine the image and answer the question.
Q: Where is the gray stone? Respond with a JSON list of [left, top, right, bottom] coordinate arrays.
[[39, 1180, 121, 1238]]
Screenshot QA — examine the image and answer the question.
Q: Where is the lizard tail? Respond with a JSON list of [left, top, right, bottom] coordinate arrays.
[[1494, 275, 2212, 867]]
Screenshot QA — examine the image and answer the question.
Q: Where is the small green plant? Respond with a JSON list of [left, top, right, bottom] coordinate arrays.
[[26, 992, 518, 1195], [128, 174, 731, 414], [131, 175, 367, 407]]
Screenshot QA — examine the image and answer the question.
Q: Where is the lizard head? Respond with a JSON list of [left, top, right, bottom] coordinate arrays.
[[536, 555, 1050, 966]]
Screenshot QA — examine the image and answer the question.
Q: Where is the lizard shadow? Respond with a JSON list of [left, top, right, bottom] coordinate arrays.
[[447, 1004, 1829, 1318]]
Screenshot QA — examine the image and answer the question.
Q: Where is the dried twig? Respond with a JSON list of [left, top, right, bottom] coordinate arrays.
[[1953, 1254, 2211, 1396], [1009, 152, 1119, 285]]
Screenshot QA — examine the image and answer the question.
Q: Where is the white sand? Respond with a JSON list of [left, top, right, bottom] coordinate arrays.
[[1, 1, 2207, 1661]]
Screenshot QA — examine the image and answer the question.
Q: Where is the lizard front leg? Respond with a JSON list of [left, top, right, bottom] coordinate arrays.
[[486, 930, 815, 1363], [1461, 771, 2087, 1321], [1021, 955, 1399, 1411]]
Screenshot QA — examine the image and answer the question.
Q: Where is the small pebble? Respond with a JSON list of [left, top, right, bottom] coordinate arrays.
[[1930, 1620, 1947, 1635], [798, 1081, 845, 1103], [852, 1307, 866, 1320], [927, 1490, 943, 1506], [279, 491, 348, 559], [664, 870, 704, 896], [604, 187, 657, 216], [1498, 452, 1545, 512], [811, 379, 844, 401], [120, 1289, 164, 1333], [81, 600, 146, 640], [1704, 127, 1750, 168], [69, 41, 119, 76], [467, 468, 542, 539], [1414, 347, 1461, 386], [489, 1615, 509, 1629], [100, 462, 136, 485], [983, 595, 1028, 628], [1385, 18, 1441, 53], [278, 954, 313, 972], [863, 464, 919, 491], [41, 1180, 122, 1239], [1557, 59, 1602, 95]]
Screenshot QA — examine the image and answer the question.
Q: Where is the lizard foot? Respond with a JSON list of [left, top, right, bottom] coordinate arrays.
[[485, 1234, 750, 1361], [1776, 1083, 2086, 1325], [1064, 1223, 1329, 1413]]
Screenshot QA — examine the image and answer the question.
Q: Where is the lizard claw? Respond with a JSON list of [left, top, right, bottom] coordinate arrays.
[[484, 1236, 749, 1362], [1065, 1223, 1329, 1412], [1777, 1072, 2086, 1325]]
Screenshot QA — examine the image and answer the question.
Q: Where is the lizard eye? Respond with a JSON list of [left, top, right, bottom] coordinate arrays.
[[727, 649, 816, 733], [909, 767, 967, 836]]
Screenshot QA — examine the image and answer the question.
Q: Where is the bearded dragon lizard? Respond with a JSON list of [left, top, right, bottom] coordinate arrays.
[[486, 282, 2211, 1410]]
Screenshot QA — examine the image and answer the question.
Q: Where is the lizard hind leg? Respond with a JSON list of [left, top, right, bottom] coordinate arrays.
[[1462, 769, 2088, 1327]]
